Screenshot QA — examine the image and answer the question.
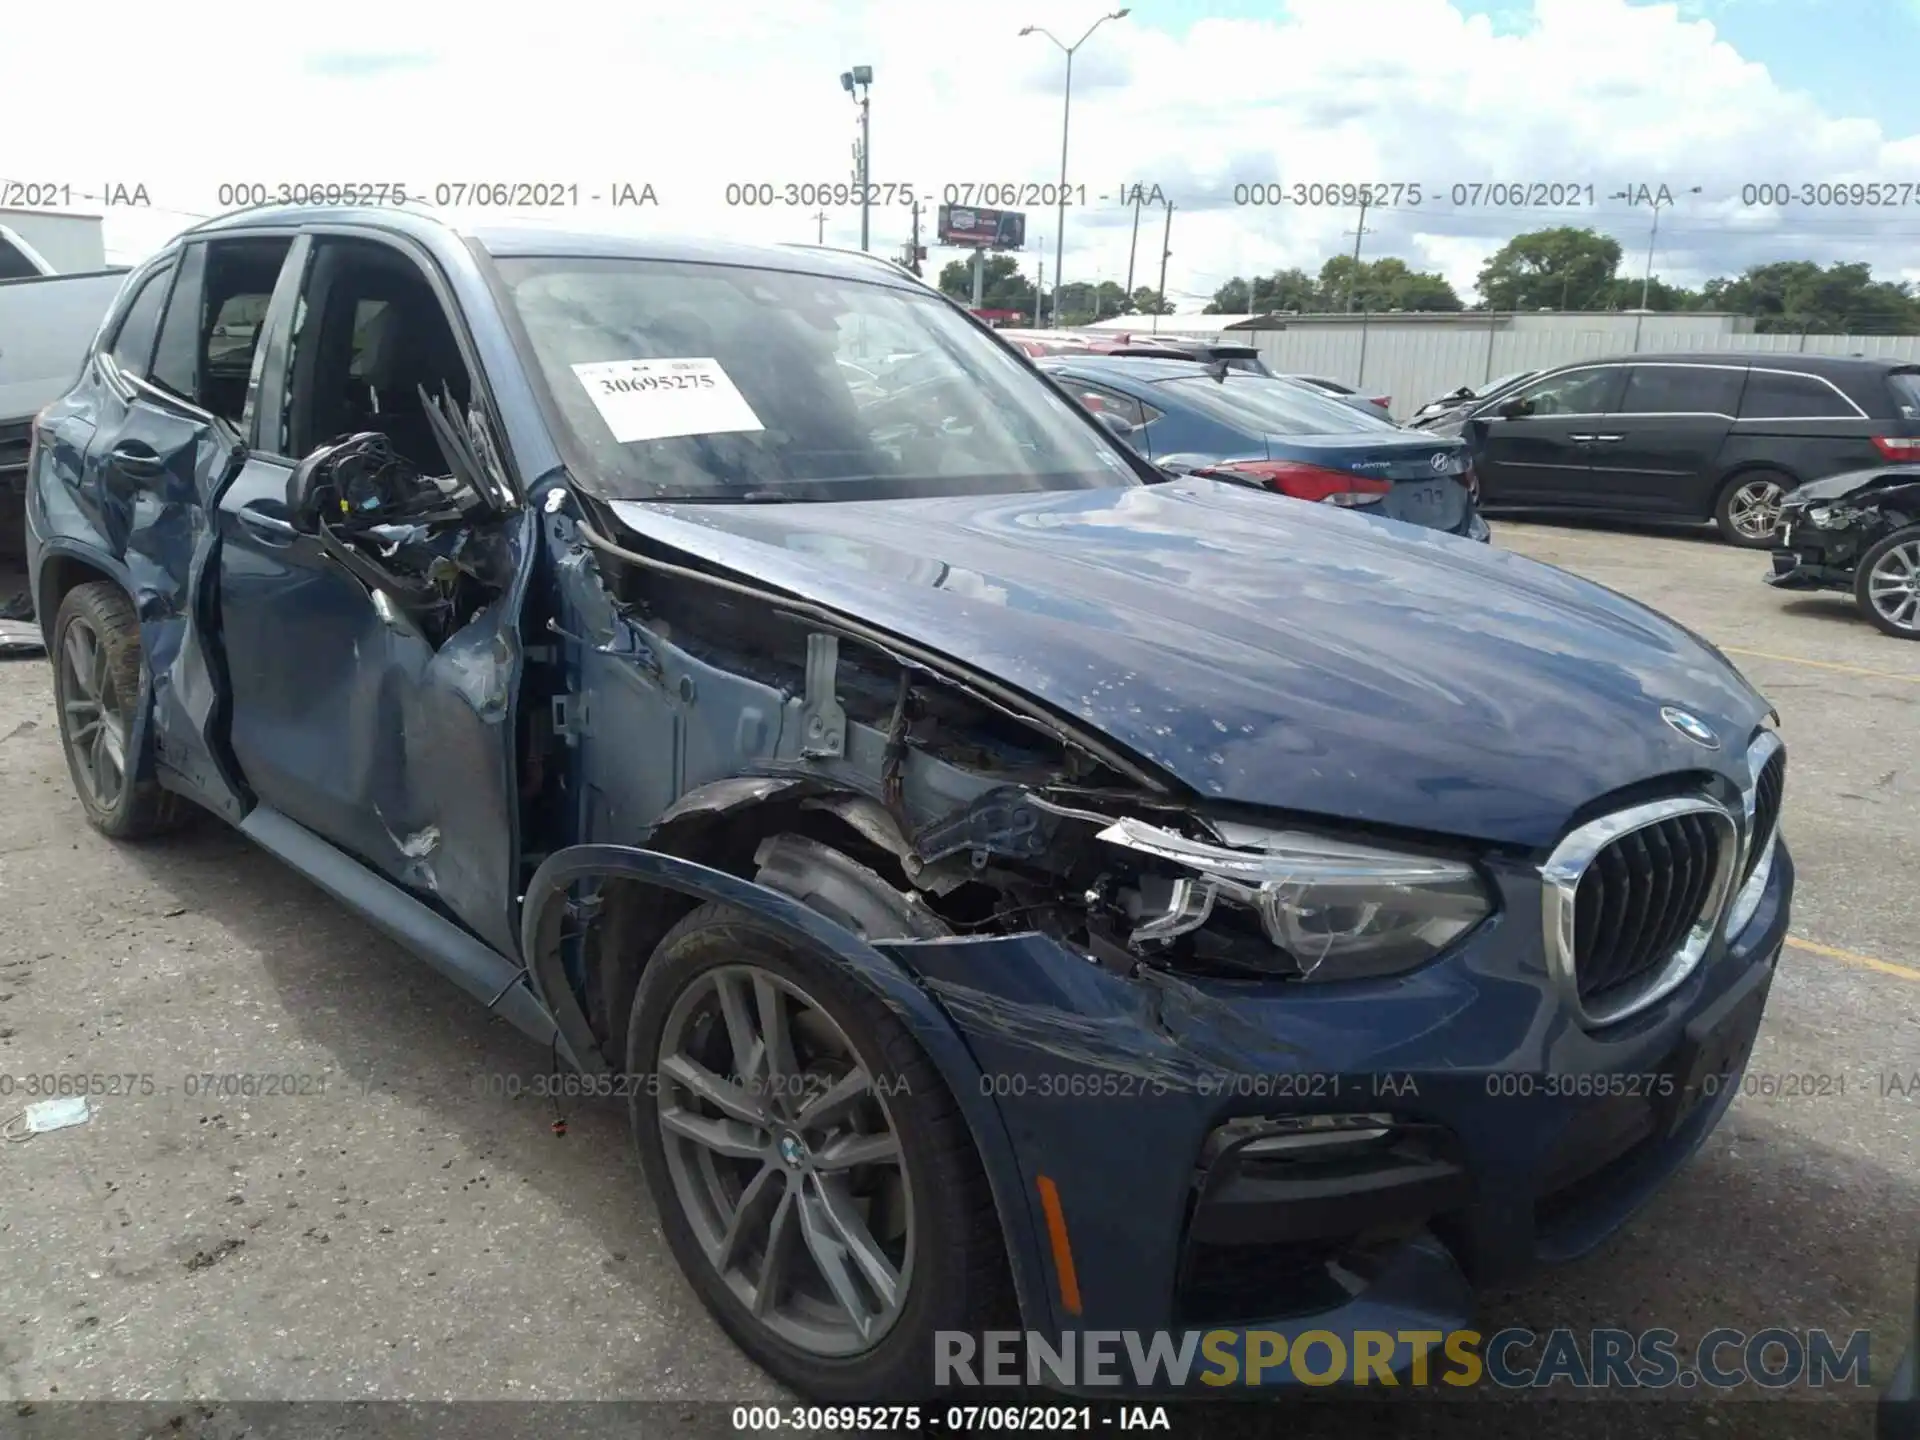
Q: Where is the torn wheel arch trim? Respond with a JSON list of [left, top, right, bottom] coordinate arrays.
[[517, 840, 1056, 1333]]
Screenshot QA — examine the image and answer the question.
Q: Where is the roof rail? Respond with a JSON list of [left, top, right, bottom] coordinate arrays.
[[181, 196, 445, 237]]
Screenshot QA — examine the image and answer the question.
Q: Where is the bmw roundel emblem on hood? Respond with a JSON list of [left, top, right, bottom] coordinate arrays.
[[1660, 706, 1720, 749]]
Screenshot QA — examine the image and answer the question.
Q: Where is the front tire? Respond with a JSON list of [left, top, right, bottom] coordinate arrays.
[[627, 899, 1011, 1401], [51, 582, 193, 838], [1715, 471, 1791, 547], [1854, 526, 1920, 639]]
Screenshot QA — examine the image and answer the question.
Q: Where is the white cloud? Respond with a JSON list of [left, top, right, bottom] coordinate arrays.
[[4, 0, 1916, 307]]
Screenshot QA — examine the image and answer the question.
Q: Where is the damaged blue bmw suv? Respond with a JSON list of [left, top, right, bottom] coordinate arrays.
[[25, 207, 1790, 1401]]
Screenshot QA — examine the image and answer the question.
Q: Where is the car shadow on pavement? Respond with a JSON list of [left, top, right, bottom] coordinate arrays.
[[1773, 595, 1879, 629], [111, 822, 1915, 1430]]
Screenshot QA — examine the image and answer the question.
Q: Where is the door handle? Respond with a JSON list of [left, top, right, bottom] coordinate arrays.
[[1589, 434, 1625, 443], [107, 441, 165, 479], [1567, 433, 1596, 442], [235, 505, 298, 542]]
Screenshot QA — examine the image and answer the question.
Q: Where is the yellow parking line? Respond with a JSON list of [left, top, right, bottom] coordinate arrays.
[[1721, 646, 1920, 683], [1785, 935, 1920, 983]]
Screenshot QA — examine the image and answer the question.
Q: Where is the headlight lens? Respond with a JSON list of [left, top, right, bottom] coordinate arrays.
[[1096, 817, 1491, 981], [1807, 504, 1861, 530]]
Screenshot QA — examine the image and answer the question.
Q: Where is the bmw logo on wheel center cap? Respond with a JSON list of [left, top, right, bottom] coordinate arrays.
[[777, 1133, 808, 1169], [1660, 706, 1720, 749]]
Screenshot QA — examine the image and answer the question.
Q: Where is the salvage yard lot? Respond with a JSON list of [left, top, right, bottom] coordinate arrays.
[[0, 519, 1915, 1436]]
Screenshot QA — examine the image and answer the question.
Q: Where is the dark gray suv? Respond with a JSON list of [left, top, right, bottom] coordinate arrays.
[[1460, 353, 1920, 546]]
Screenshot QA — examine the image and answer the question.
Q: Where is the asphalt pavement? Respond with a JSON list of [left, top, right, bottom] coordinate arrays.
[[0, 519, 1913, 1440]]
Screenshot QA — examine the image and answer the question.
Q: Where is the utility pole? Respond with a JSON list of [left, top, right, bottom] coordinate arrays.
[[1343, 193, 1372, 313], [1124, 189, 1142, 310], [906, 198, 922, 276], [813, 210, 828, 244], [1035, 256, 1045, 327], [1152, 200, 1172, 334], [972, 247, 986, 308]]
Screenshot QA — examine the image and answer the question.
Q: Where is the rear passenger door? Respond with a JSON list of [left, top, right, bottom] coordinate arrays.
[[74, 238, 296, 821], [1586, 363, 1744, 515]]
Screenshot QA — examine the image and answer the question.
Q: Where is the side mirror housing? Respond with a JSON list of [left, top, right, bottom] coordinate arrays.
[[1097, 410, 1137, 441], [1494, 395, 1530, 420], [285, 446, 333, 533]]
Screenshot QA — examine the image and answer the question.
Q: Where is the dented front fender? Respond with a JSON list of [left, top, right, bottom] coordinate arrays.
[[517, 841, 1058, 1330]]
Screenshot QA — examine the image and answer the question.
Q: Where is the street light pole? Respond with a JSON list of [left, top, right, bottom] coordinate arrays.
[[840, 66, 874, 252], [1629, 184, 1701, 350], [1021, 9, 1129, 327]]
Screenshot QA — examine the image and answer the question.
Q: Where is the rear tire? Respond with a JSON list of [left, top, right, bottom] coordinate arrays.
[[51, 582, 194, 839], [627, 887, 1012, 1402], [1854, 526, 1920, 640], [1714, 471, 1792, 547]]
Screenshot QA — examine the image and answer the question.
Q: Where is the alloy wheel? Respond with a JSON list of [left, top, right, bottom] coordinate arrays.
[[1867, 539, 1920, 632], [655, 963, 912, 1357], [59, 616, 129, 814], [1727, 479, 1786, 542]]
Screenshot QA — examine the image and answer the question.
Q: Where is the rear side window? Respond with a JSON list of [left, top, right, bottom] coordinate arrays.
[[1737, 369, 1858, 420], [107, 262, 176, 378], [1062, 379, 1149, 428], [1888, 372, 1920, 420], [1617, 365, 1744, 416]]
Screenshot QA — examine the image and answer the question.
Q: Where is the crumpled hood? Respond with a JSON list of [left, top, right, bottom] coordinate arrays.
[[610, 479, 1770, 850], [1787, 466, 1920, 505]]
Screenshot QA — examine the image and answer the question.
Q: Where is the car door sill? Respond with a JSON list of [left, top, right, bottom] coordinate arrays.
[[239, 805, 568, 1058]]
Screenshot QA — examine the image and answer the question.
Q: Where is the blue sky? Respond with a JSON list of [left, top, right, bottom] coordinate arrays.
[[1154, 0, 1920, 134]]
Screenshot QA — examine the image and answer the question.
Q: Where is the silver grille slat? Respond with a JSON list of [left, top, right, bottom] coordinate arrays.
[[1541, 797, 1740, 1028], [1542, 731, 1785, 1029]]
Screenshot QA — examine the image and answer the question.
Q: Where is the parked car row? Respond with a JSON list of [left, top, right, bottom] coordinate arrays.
[[23, 207, 1798, 1403], [1036, 353, 1487, 540]]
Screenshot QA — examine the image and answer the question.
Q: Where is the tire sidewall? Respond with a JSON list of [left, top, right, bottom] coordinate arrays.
[[51, 588, 141, 834], [1853, 526, 1920, 639], [1716, 471, 1792, 548], [626, 906, 979, 1401]]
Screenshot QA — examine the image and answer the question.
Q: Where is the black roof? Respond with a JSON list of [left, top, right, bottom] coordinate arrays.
[[1541, 350, 1919, 375]]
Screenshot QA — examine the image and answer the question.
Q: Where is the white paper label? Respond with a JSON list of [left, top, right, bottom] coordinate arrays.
[[571, 357, 765, 444]]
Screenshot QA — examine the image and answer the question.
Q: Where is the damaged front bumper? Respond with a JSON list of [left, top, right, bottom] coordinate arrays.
[[880, 843, 1793, 1394]]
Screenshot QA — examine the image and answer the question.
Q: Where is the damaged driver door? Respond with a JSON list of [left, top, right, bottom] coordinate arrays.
[[212, 232, 529, 958]]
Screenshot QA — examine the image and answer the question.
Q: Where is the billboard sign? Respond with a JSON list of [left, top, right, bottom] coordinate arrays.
[[937, 204, 1026, 249]]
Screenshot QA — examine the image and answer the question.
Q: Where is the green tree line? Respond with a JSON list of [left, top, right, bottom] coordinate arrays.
[[1201, 227, 1920, 334], [935, 255, 1170, 326]]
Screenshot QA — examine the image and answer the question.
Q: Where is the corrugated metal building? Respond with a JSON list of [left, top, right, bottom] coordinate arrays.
[[1075, 310, 1920, 418]]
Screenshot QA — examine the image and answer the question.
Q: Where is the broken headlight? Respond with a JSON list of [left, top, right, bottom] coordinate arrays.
[[1806, 504, 1864, 530], [1097, 817, 1490, 981]]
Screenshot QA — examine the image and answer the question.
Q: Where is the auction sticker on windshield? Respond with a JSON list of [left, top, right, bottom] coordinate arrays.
[[571, 357, 765, 443]]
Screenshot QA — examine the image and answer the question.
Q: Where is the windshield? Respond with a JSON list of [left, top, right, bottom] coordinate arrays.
[[495, 255, 1140, 502], [1158, 374, 1402, 435]]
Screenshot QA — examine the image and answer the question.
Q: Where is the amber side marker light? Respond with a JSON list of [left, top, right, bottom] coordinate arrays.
[[1035, 1174, 1084, 1316]]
